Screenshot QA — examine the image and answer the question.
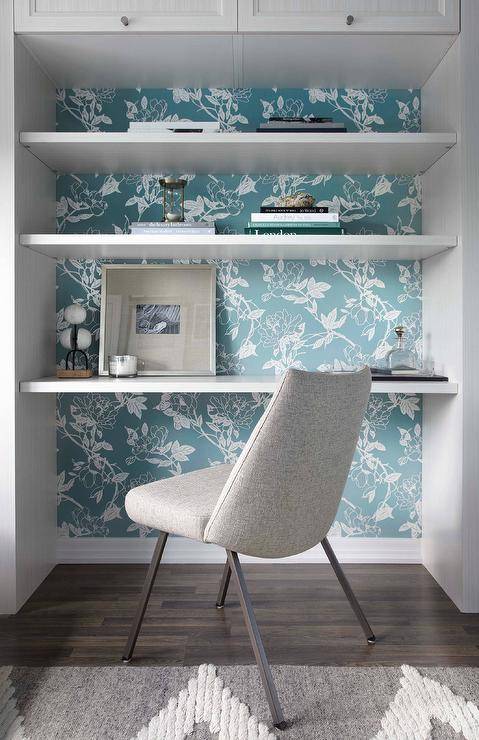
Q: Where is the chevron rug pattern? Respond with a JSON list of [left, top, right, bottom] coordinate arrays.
[[132, 664, 276, 740], [3, 663, 479, 739]]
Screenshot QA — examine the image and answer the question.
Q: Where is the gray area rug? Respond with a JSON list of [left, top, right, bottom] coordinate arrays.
[[2, 663, 479, 739]]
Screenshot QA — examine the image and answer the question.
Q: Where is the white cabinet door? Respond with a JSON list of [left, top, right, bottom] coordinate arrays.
[[238, 1, 460, 34], [15, 0, 237, 33]]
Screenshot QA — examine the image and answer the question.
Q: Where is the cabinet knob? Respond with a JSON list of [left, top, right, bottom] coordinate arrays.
[[346, 14, 354, 25], [121, 15, 129, 26]]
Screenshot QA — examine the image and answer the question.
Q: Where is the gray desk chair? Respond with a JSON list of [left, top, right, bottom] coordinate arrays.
[[122, 367, 374, 730]]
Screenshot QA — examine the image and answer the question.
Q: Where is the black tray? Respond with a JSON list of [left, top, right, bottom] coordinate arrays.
[[371, 373, 449, 382]]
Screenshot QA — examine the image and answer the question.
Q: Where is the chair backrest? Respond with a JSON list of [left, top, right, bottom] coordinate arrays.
[[204, 367, 371, 558]]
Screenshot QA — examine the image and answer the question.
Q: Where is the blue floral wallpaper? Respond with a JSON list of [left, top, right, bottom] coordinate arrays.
[[56, 88, 422, 540], [56, 87, 421, 133], [57, 172, 421, 236]]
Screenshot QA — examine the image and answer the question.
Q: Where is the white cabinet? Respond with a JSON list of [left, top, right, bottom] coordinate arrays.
[[15, 0, 460, 34], [15, 0, 237, 33], [238, 0, 460, 34]]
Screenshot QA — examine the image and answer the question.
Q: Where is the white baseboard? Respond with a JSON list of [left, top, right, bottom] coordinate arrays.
[[57, 536, 422, 564]]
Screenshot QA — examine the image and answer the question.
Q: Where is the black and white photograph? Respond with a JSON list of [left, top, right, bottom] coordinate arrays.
[[135, 303, 180, 335]]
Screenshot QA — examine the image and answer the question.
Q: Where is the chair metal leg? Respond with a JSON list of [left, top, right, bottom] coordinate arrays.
[[226, 550, 287, 730], [216, 561, 231, 609], [121, 531, 169, 662], [321, 537, 376, 644]]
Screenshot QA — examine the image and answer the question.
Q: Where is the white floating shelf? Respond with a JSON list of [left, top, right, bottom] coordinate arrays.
[[20, 132, 456, 176], [20, 233, 456, 262], [20, 376, 459, 395]]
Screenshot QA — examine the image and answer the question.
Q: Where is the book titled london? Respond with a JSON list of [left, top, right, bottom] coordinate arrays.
[[245, 226, 344, 235]]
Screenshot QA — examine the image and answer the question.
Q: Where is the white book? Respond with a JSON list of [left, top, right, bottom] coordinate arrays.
[[131, 221, 214, 229], [390, 369, 422, 375], [130, 228, 216, 236], [259, 122, 346, 129], [250, 212, 339, 223], [128, 120, 219, 133]]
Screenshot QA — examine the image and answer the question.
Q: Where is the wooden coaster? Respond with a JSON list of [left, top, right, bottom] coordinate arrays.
[[56, 369, 93, 379]]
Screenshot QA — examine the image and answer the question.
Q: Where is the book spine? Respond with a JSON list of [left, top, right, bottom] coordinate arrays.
[[129, 121, 219, 131], [260, 207, 329, 213], [390, 369, 423, 376], [247, 221, 341, 228], [130, 228, 216, 235], [255, 128, 347, 133], [130, 222, 214, 229], [259, 123, 345, 129], [244, 227, 344, 235], [250, 213, 339, 223], [268, 117, 333, 123]]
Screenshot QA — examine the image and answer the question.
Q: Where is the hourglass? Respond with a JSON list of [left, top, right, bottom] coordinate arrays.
[[160, 177, 187, 222]]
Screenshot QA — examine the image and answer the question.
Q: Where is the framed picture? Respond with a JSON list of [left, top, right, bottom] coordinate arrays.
[[99, 264, 216, 376]]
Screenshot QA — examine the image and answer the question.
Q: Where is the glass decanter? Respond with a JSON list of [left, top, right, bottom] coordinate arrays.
[[386, 326, 418, 372]]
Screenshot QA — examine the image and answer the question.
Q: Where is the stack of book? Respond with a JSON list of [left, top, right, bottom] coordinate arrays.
[[256, 116, 347, 133], [128, 120, 219, 134], [130, 221, 217, 236], [371, 368, 449, 381], [244, 207, 343, 235]]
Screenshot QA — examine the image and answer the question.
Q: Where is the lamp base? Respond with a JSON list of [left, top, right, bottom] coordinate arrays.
[[57, 369, 93, 379]]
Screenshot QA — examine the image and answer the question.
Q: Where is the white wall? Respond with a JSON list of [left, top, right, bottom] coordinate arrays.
[[458, 0, 479, 613], [0, 0, 18, 614], [0, 11, 57, 613], [422, 0, 479, 612], [14, 39, 57, 612], [422, 40, 464, 608]]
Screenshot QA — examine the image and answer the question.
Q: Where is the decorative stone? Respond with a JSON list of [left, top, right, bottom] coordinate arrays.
[[277, 192, 316, 209], [59, 328, 73, 350], [64, 303, 87, 325], [59, 327, 92, 350]]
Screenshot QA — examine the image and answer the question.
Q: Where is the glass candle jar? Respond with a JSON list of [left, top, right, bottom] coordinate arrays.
[[108, 355, 138, 378]]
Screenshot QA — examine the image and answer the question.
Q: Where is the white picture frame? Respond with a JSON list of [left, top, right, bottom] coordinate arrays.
[[99, 264, 216, 376]]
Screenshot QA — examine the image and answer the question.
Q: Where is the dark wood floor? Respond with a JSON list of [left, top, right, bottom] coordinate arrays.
[[1, 563, 479, 666]]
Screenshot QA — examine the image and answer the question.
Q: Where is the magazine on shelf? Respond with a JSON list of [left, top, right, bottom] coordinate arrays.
[[130, 227, 216, 235], [268, 116, 333, 122], [128, 120, 220, 133], [259, 121, 346, 129], [260, 206, 329, 214], [372, 373, 449, 382], [130, 221, 215, 229], [247, 221, 342, 229], [256, 127, 347, 133], [130, 221, 216, 236], [250, 212, 339, 223]]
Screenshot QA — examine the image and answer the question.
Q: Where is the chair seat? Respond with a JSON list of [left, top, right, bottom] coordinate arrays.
[[124, 464, 234, 541]]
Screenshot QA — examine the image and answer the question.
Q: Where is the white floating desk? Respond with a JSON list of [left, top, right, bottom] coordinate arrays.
[[20, 375, 459, 395]]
